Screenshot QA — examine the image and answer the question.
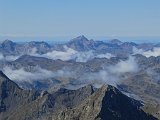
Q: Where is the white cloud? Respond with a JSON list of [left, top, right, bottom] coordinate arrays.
[[39, 46, 114, 62], [5, 55, 20, 61], [2, 66, 76, 83], [3, 66, 54, 82], [0, 53, 20, 61], [2, 56, 139, 89], [96, 53, 114, 59], [0, 47, 37, 61], [133, 47, 160, 57], [0, 46, 115, 62], [76, 56, 139, 87], [108, 56, 138, 74], [42, 46, 77, 61]]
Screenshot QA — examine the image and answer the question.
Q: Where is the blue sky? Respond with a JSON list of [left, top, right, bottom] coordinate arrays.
[[0, 0, 160, 41]]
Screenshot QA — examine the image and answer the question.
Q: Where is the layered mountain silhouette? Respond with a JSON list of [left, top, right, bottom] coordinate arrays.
[[0, 35, 159, 57]]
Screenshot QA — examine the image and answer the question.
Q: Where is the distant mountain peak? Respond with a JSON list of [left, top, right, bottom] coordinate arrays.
[[77, 35, 87, 39], [109, 39, 123, 45], [71, 35, 89, 42], [67, 35, 94, 51]]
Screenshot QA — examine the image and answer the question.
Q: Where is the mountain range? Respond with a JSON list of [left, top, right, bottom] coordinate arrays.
[[0, 35, 159, 57], [0, 36, 160, 119]]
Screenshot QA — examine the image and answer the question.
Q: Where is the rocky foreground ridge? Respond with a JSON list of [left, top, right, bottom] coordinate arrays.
[[0, 71, 157, 120]]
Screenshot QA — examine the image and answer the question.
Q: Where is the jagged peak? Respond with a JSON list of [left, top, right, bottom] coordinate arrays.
[[109, 39, 123, 45], [70, 35, 89, 42], [98, 84, 117, 93], [76, 35, 87, 39]]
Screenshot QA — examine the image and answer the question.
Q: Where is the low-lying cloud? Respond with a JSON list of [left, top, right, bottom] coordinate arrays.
[[79, 56, 138, 86], [133, 47, 160, 57], [2, 66, 76, 83], [0, 47, 38, 61], [0, 53, 20, 61], [108, 56, 138, 74], [2, 56, 138, 89], [3, 66, 54, 82], [0, 46, 115, 62], [40, 46, 114, 62]]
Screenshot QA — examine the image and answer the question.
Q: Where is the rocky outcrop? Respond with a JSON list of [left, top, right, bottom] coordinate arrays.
[[52, 85, 157, 120], [0, 71, 157, 120]]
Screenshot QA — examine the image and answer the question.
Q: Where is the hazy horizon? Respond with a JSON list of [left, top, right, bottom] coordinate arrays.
[[0, 35, 160, 44], [1, 0, 160, 41]]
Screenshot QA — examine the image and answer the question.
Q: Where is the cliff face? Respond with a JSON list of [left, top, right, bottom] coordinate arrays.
[[0, 71, 157, 120]]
